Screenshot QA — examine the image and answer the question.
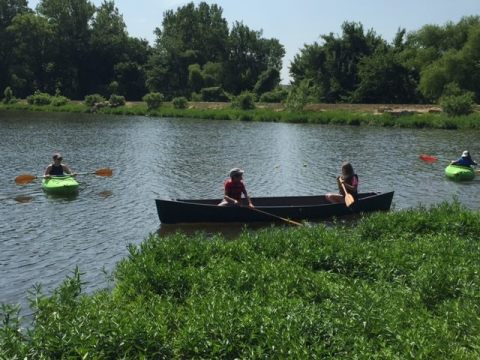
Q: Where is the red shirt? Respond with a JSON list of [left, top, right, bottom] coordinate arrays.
[[224, 179, 246, 201]]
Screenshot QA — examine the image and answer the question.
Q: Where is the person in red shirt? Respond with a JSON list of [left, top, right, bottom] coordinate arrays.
[[218, 168, 254, 208], [326, 162, 359, 204]]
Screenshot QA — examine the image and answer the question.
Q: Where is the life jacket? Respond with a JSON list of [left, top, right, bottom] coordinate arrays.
[[340, 174, 358, 198], [50, 164, 64, 176], [225, 179, 245, 201]]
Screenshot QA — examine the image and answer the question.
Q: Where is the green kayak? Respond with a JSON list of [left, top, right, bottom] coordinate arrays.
[[445, 164, 475, 181], [42, 176, 79, 195]]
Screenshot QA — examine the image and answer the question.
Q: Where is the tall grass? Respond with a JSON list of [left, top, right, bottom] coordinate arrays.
[[1, 102, 480, 129], [2, 202, 480, 358]]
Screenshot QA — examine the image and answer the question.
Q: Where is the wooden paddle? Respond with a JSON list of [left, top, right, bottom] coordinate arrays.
[[249, 207, 303, 226], [15, 168, 113, 185], [340, 181, 355, 207]]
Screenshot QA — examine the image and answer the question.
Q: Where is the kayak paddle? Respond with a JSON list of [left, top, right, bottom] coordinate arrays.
[[419, 154, 438, 163], [15, 168, 113, 185]]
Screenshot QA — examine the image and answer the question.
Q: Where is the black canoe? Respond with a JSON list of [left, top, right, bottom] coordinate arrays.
[[155, 191, 394, 224]]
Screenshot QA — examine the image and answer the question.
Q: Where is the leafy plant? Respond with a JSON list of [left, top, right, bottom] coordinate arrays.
[[84, 94, 106, 107], [172, 96, 188, 109], [3, 87, 15, 104], [142, 92, 164, 110], [109, 94, 126, 107], [51, 96, 69, 106], [200, 87, 230, 102], [259, 88, 289, 103], [26, 91, 52, 105], [441, 93, 474, 116], [231, 91, 255, 110]]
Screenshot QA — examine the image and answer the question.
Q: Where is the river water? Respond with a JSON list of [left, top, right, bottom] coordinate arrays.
[[1, 110, 479, 309]]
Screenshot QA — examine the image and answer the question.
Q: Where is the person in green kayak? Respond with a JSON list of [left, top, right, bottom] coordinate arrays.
[[44, 153, 74, 177], [218, 168, 254, 208], [326, 162, 359, 204], [451, 150, 477, 167]]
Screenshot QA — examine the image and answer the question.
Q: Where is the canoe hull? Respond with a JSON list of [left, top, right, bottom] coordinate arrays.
[[155, 192, 394, 224], [445, 165, 475, 181], [42, 176, 79, 195]]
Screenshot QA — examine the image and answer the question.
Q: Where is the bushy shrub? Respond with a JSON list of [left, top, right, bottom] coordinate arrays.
[[172, 96, 188, 109], [3, 86, 14, 104], [191, 92, 202, 101], [51, 96, 69, 106], [142, 92, 164, 110], [200, 86, 230, 102], [259, 88, 289, 103], [231, 92, 256, 110], [84, 94, 106, 107], [26, 91, 52, 105], [109, 94, 126, 107], [441, 93, 474, 116], [285, 81, 310, 111]]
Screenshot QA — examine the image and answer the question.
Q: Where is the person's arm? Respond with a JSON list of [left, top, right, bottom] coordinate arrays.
[[62, 164, 73, 175], [242, 189, 254, 208], [44, 165, 52, 177], [340, 176, 358, 193]]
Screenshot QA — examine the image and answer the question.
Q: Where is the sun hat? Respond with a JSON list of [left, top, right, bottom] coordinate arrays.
[[229, 168, 244, 177], [462, 150, 470, 158]]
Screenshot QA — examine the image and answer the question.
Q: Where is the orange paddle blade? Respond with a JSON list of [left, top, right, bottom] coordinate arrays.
[[420, 154, 438, 163], [15, 174, 38, 185], [94, 168, 113, 177]]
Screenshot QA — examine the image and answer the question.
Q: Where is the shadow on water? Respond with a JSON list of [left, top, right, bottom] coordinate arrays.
[[44, 192, 79, 202]]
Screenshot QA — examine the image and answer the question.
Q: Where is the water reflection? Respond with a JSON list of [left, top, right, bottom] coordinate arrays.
[[98, 190, 113, 198], [14, 195, 33, 203]]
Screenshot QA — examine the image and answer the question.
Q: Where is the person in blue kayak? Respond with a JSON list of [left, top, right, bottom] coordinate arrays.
[[451, 150, 477, 167], [44, 153, 74, 178], [326, 162, 359, 204], [218, 168, 254, 208]]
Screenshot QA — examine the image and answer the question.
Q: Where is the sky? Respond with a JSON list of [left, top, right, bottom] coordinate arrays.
[[28, 0, 480, 83]]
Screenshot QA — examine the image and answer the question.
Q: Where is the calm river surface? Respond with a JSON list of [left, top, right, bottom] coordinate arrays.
[[1, 110, 479, 309]]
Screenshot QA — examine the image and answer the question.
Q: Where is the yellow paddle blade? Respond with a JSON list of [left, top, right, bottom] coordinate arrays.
[[94, 168, 113, 177], [345, 193, 355, 207], [15, 174, 38, 185]]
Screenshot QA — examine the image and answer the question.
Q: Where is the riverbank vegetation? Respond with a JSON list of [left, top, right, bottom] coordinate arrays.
[[2, 100, 480, 130], [1, 1, 479, 108], [1, 202, 480, 358]]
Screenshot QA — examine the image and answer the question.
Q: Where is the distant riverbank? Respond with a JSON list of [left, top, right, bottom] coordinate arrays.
[[1, 101, 480, 130]]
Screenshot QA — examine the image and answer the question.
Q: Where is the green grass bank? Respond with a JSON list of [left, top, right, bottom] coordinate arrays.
[[2, 202, 480, 358], [2, 101, 480, 130]]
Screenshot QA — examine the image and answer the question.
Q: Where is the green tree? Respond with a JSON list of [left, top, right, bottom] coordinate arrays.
[[352, 49, 419, 103], [253, 67, 280, 95], [290, 21, 384, 102], [37, 0, 96, 98], [223, 22, 284, 94], [146, 2, 229, 97], [0, 0, 30, 91], [6, 12, 54, 96]]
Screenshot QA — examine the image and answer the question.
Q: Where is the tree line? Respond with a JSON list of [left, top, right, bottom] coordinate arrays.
[[0, 0, 479, 104]]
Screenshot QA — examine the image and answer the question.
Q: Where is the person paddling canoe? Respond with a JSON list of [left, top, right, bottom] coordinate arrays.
[[44, 153, 75, 178], [451, 150, 477, 167], [326, 162, 358, 204], [218, 168, 254, 208]]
